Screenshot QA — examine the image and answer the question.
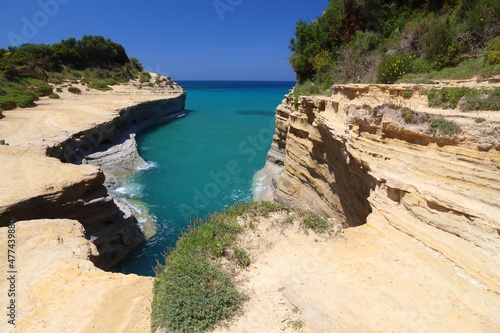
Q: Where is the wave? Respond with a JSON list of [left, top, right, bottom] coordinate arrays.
[[138, 161, 158, 171]]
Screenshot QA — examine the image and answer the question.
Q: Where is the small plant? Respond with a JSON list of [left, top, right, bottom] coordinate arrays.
[[56, 87, 63, 92], [401, 108, 415, 123], [485, 36, 500, 66], [427, 88, 469, 109], [402, 90, 414, 99], [292, 320, 304, 330], [48, 93, 60, 99], [300, 210, 329, 234], [68, 86, 81, 94], [377, 54, 415, 84], [429, 117, 461, 136], [139, 71, 151, 83], [233, 247, 251, 268], [474, 117, 486, 123]]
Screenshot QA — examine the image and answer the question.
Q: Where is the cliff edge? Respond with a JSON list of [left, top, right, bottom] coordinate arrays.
[[246, 79, 500, 331]]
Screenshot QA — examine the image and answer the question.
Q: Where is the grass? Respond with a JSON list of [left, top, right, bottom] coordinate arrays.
[[299, 210, 330, 234], [151, 202, 289, 333], [429, 117, 461, 136], [233, 247, 251, 268], [426, 87, 500, 111], [474, 117, 486, 123], [292, 320, 304, 330], [398, 58, 500, 83]]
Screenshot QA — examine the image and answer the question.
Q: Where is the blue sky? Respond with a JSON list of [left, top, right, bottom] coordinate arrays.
[[0, 0, 328, 80]]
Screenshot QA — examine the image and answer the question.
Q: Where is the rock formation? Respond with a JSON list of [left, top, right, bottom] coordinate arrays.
[[257, 81, 500, 295], [0, 81, 186, 269], [0, 219, 153, 333]]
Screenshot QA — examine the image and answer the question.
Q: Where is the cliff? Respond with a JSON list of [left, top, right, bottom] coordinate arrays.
[[0, 79, 186, 269], [257, 81, 500, 295], [0, 219, 153, 333]]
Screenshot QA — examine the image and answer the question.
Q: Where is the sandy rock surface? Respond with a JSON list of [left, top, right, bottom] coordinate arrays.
[[0, 219, 153, 333]]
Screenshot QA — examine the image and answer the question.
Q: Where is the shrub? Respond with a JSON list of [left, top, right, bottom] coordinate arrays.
[[48, 93, 60, 99], [68, 86, 81, 94], [429, 117, 461, 136], [402, 90, 414, 99], [474, 117, 486, 123], [56, 88, 63, 92], [484, 36, 500, 65], [233, 247, 251, 268], [87, 80, 112, 91], [401, 108, 415, 123], [139, 71, 151, 83], [377, 54, 415, 84]]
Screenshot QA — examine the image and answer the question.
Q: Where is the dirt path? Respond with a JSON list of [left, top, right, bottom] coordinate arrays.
[[214, 212, 500, 333]]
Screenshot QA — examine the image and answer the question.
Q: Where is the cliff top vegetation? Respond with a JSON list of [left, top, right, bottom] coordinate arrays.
[[290, 0, 500, 94], [0, 36, 148, 113]]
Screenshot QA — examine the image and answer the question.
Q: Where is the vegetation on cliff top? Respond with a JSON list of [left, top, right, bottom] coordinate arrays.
[[0, 35, 146, 113], [290, 0, 500, 93], [151, 202, 332, 333]]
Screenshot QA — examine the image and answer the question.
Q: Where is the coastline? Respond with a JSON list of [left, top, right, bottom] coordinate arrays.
[[0, 76, 186, 269]]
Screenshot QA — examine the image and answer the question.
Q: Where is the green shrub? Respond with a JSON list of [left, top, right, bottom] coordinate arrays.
[[139, 71, 151, 83], [87, 80, 112, 91], [485, 36, 500, 65], [474, 117, 486, 123], [48, 93, 60, 99], [429, 117, 461, 136], [68, 86, 81, 94], [56, 88, 63, 92], [463, 90, 500, 111], [377, 54, 415, 84], [233, 247, 251, 268], [402, 90, 413, 99], [401, 108, 415, 123]]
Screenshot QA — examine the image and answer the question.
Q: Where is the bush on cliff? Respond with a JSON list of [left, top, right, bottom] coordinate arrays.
[[290, 0, 500, 90], [0, 36, 145, 110]]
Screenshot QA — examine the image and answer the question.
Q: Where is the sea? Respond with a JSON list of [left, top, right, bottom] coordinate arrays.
[[117, 81, 295, 276]]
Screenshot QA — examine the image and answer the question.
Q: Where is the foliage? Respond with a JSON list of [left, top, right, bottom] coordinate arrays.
[[139, 71, 151, 83], [289, 0, 500, 86], [377, 54, 415, 84], [233, 247, 251, 268], [427, 87, 500, 111], [484, 36, 500, 65], [429, 117, 461, 136], [292, 320, 304, 330], [152, 202, 288, 333], [299, 210, 329, 234], [68, 86, 81, 94], [87, 80, 112, 91], [0, 36, 144, 110], [48, 93, 60, 99]]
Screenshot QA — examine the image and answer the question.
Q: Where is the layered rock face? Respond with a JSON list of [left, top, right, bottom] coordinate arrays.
[[0, 84, 186, 270], [0, 219, 153, 333], [259, 83, 500, 294]]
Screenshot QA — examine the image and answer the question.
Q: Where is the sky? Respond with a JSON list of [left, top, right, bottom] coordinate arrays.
[[0, 0, 328, 81]]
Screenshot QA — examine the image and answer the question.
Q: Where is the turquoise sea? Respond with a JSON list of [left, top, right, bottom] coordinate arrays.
[[118, 81, 295, 276]]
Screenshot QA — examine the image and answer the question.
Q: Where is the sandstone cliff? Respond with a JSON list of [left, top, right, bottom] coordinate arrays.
[[257, 81, 500, 296], [0, 219, 153, 333], [0, 81, 186, 269]]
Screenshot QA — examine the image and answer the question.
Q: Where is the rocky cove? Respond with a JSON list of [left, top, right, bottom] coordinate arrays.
[[0, 77, 499, 332], [0, 77, 185, 332]]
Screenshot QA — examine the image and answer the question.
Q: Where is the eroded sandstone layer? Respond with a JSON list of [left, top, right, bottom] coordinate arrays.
[[257, 81, 500, 296], [0, 80, 185, 269], [0, 219, 153, 333]]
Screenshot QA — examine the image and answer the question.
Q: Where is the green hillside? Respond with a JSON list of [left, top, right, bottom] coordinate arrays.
[[0, 36, 146, 113], [289, 0, 500, 94]]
